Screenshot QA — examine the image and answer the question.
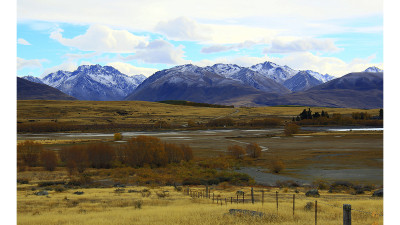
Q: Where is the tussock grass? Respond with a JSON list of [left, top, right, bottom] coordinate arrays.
[[17, 186, 383, 225]]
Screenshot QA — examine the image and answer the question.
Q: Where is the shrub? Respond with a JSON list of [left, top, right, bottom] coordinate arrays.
[[134, 200, 143, 209], [114, 133, 123, 141], [270, 159, 285, 173], [164, 143, 184, 163], [60, 146, 89, 174], [246, 143, 262, 158], [227, 145, 246, 159], [125, 136, 167, 167], [284, 123, 300, 136], [180, 144, 194, 161], [40, 150, 58, 171], [17, 140, 43, 167], [86, 143, 115, 169]]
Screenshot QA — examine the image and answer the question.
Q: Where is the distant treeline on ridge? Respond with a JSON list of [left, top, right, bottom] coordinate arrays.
[[158, 100, 234, 108]]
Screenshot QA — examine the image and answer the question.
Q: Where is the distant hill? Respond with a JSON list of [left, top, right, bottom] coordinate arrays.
[[17, 77, 76, 100], [262, 72, 383, 109]]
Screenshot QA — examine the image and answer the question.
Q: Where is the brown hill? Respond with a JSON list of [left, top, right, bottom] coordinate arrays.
[[17, 77, 76, 100]]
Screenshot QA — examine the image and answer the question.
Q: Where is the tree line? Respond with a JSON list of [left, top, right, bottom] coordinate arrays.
[[17, 136, 193, 174], [292, 108, 383, 126]]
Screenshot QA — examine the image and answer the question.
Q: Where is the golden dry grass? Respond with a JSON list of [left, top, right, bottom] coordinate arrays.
[[17, 100, 381, 127], [17, 185, 383, 225]]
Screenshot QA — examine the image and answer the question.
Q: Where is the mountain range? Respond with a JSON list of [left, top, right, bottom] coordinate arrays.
[[19, 63, 383, 109]]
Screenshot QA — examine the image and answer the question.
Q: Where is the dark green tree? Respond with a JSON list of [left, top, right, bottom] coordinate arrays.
[[313, 112, 321, 118], [307, 108, 312, 119], [300, 109, 308, 120]]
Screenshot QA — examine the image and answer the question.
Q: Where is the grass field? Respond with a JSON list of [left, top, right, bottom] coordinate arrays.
[[17, 100, 382, 129], [17, 185, 383, 225]]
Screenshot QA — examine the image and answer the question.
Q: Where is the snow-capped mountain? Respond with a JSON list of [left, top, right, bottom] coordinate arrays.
[[125, 64, 270, 103], [304, 70, 335, 83], [204, 63, 243, 78], [283, 71, 323, 92], [20, 75, 44, 84], [249, 61, 298, 83], [364, 66, 383, 73], [34, 65, 147, 100]]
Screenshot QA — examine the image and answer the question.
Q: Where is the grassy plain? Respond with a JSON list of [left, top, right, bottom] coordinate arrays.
[[17, 185, 383, 225], [17, 100, 382, 129]]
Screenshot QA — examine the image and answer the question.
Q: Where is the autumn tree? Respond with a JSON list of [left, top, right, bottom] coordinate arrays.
[[40, 150, 58, 171], [125, 136, 167, 167], [17, 140, 43, 167], [164, 143, 184, 163], [180, 144, 194, 161], [60, 146, 89, 174], [227, 145, 246, 159], [246, 143, 262, 158], [86, 143, 115, 168]]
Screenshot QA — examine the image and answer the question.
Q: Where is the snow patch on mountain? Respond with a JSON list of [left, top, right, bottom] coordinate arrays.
[[364, 67, 383, 73]]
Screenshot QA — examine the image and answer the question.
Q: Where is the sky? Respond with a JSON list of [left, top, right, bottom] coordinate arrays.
[[17, 0, 383, 78]]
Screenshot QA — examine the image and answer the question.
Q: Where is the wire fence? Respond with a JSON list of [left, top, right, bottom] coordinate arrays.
[[183, 185, 383, 224]]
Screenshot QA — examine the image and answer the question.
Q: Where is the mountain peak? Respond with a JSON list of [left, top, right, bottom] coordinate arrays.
[[364, 66, 383, 73]]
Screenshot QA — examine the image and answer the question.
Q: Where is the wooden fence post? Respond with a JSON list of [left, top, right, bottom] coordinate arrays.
[[343, 204, 351, 225], [251, 187, 254, 204], [315, 200, 318, 225], [293, 194, 295, 216], [206, 185, 208, 198], [209, 189, 211, 199], [262, 190, 264, 206], [243, 192, 245, 204], [276, 191, 278, 213], [237, 195, 238, 204], [213, 193, 214, 203]]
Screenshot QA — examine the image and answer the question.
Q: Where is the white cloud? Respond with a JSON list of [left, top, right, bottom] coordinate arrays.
[[18, 0, 382, 34], [17, 57, 47, 70], [106, 62, 158, 77], [201, 41, 259, 53], [155, 17, 212, 41], [17, 38, 31, 45], [264, 38, 341, 54], [264, 52, 383, 77], [41, 62, 78, 77], [50, 24, 149, 53], [62, 52, 101, 61], [122, 39, 189, 65], [155, 17, 276, 44]]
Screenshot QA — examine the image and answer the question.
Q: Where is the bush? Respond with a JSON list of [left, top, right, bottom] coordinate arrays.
[[124, 136, 168, 168], [246, 143, 262, 158], [86, 143, 115, 169], [227, 145, 246, 159], [114, 133, 123, 141], [60, 146, 89, 174], [40, 150, 58, 171], [284, 123, 300, 136], [17, 140, 43, 167], [270, 159, 285, 173]]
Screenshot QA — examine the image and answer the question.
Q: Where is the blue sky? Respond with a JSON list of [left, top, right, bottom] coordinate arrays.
[[17, 0, 383, 77]]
